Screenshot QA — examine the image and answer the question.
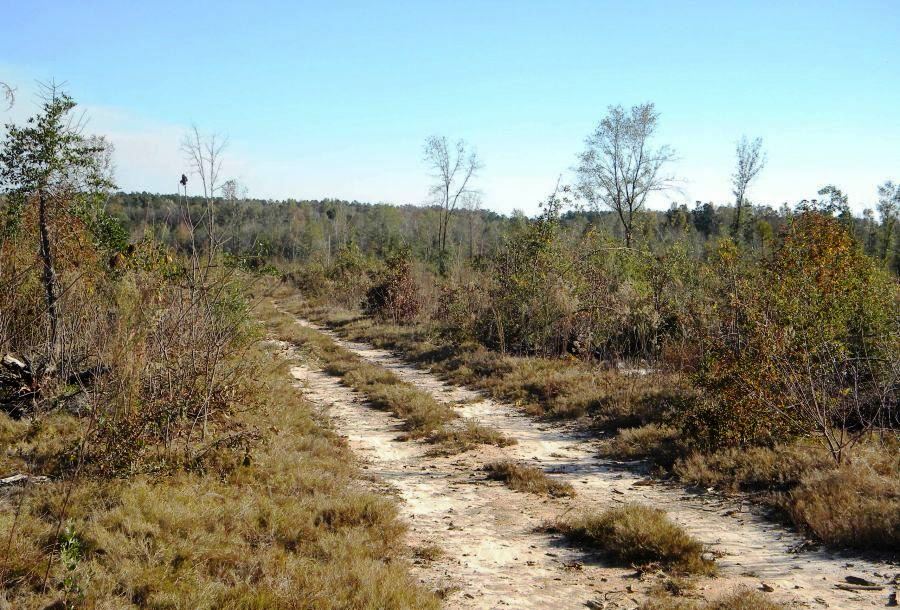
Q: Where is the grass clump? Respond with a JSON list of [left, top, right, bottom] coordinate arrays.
[[600, 423, 681, 466], [787, 458, 900, 551], [428, 420, 516, 456], [485, 461, 575, 497], [557, 503, 714, 575], [412, 543, 444, 562], [673, 443, 831, 493], [674, 440, 900, 550], [640, 589, 785, 610]]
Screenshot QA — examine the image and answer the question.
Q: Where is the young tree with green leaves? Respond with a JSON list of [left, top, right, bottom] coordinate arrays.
[[0, 85, 118, 374]]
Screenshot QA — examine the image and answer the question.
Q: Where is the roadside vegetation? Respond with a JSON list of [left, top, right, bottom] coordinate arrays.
[[0, 90, 435, 608], [5, 81, 896, 606]]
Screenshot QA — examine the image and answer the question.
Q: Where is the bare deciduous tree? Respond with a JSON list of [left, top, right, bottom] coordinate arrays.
[[730, 136, 766, 237], [423, 135, 481, 272], [576, 103, 675, 248], [221, 178, 246, 204], [181, 125, 227, 253]]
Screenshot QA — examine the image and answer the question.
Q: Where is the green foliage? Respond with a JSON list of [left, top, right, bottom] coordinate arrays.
[[59, 522, 84, 604], [223, 239, 280, 275], [70, 195, 128, 253], [329, 240, 375, 307], [0, 87, 116, 239], [487, 189, 576, 354]]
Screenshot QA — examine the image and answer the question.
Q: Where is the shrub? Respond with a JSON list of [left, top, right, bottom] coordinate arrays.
[[328, 241, 375, 308], [690, 216, 899, 454], [365, 248, 421, 324]]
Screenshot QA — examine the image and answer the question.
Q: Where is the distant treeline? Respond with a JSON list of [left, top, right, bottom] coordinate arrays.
[[110, 191, 900, 274]]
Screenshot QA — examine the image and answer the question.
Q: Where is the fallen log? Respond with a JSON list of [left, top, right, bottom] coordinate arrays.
[[0, 473, 50, 487]]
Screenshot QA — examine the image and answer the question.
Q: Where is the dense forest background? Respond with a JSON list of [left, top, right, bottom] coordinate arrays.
[[111, 190, 900, 274]]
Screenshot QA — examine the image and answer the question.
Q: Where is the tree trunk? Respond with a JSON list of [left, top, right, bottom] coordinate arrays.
[[732, 194, 744, 238], [37, 191, 60, 371]]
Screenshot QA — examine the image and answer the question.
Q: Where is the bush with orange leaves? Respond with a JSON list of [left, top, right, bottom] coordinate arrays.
[[684, 210, 898, 461]]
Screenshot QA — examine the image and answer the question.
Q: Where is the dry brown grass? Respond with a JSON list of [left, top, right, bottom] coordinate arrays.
[[290, 298, 683, 424], [412, 543, 444, 562], [673, 440, 900, 550], [0, 346, 438, 609], [600, 423, 681, 465], [555, 503, 715, 575], [640, 588, 785, 609], [484, 461, 575, 497], [787, 456, 900, 551], [672, 443, 832, 493], [428, 420, 517, 456]]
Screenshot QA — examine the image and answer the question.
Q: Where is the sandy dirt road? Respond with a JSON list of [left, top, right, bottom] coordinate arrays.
[[278, 313, 898, 609]]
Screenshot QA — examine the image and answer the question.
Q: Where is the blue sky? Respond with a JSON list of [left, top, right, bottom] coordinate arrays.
[[2, 0, 898, 214]]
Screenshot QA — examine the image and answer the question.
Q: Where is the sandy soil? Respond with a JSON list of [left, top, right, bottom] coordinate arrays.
[[277, 315, 898, 610]]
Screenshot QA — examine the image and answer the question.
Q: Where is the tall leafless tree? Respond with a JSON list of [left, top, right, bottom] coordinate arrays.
[[181, 125, 227, 254], [730, 136, 766, 237], [576, 103, 675, 248], [423, 135, 481, 271]]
